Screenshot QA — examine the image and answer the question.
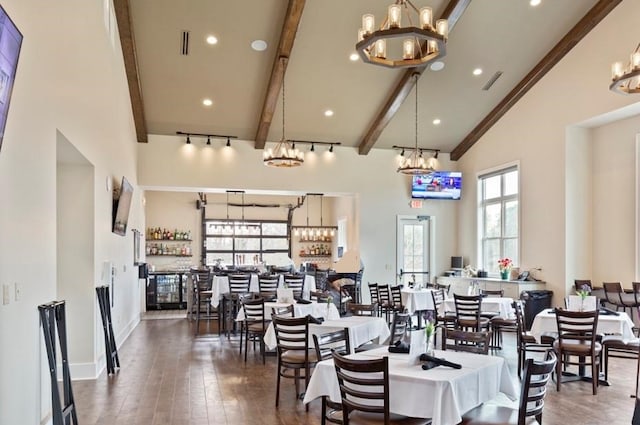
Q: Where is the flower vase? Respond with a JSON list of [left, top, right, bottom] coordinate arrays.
[[500, 270, 509, 280], [425, 334, 435, 357], [580, 297, 585, 312]]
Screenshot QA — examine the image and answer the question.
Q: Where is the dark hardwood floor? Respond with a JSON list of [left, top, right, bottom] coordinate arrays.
[[74, 319, 639, 425]]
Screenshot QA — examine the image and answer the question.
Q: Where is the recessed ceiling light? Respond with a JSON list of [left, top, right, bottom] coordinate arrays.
[[324, 110, 334, 117], [251, 40, 268, 51], [349, 53, 359, 62], [432, 118, 441, 125], [202, 98, 213, 107], [530, 0, 541, 6], [206, 35, 218, 45], [430, 61, 445, 71], [473, 68, 483, 76]]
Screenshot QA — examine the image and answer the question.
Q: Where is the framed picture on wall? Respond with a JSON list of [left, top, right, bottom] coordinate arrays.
[[0, 4, 23, 153]]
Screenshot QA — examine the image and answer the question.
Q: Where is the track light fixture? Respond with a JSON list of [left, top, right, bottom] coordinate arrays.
[[176, 131, 238, 146], [311, 143, 315, 152], [288, 140, 340, 153], [329, 144, 334, 153], [400, 148, 405, 156]]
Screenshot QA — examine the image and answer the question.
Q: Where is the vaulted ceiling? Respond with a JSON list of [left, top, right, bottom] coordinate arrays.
[[116, 0, 620, 160]]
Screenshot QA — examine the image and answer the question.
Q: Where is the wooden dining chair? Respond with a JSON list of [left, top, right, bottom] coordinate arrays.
[[221, 273, 251, 335], [331, 352, 430, 425], [602, 326, 640, 393], [313, 329, 351, 425], [272, 315, 318, 410], [514, 301, 555, 379], [258, 274, 280, 301], [271, 304, 295, 318], [460, 352, 557, 425], [284, 274, 305, 300], [240, 297, 267, 363], [368, 282, 381, 316], [346, 302, 379, 317], [441, 328, 492, 355], [453, 294, 489, 332], [430, 288, 456, 330], [602, 281, 633, 314], [553, 309, 601, 395]]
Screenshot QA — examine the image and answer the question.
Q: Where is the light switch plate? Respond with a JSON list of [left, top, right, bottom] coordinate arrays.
[[3, 284, 10, 305], [14, 282, 20, 301]]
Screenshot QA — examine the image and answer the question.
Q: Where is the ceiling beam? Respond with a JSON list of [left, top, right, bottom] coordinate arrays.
[[113, 0, 148, 143], [450, 0, 622, 161], [358, 0, 471, 155], [254, 0, 306, 149]]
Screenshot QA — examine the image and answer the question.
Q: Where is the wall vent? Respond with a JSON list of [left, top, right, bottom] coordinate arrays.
[[181, 30, 190, 55], [482, 71, 503, 91]]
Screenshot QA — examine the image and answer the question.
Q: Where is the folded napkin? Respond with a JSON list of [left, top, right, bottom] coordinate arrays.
[[419, 353, 462, 369], [297, 299, 312, 304], [307, 315, 324, 324], [599, 307, 620, 316], [388, 340, 410, 354]]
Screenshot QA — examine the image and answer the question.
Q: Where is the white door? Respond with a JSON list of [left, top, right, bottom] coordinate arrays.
[[396, 215, 431, 286]]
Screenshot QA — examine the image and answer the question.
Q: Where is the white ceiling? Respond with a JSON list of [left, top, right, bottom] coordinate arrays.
[[129, 0, 599, 154]]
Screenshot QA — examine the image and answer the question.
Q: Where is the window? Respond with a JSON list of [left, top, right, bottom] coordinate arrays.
[[204, 220, 289, 267], [478, 166, 518, 274]]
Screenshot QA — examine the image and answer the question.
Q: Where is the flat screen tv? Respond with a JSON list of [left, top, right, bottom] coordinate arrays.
[[412, 171, 462, 200], [112, 176, 133, 236], [0, 5, 22, 153]]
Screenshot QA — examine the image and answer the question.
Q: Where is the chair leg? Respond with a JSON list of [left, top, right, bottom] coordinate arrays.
[[275, 360, 281, 407], [556, 354, 562, 392], [592, 355, 598, 395], [294, 369, 300, 401]]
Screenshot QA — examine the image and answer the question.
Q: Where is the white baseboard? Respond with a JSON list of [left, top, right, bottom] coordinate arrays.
[[66, 314, 141, 380]]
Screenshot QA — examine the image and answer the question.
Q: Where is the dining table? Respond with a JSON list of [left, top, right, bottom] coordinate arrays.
[[263, 315, 390, 352], [401, 288, 437, 314], [209, 274, 316, 307], [303, 346, 517, 425], [530, 308, 636, 343]]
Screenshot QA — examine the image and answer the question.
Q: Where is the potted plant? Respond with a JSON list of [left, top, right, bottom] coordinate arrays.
[[497, 258, 513, 280]]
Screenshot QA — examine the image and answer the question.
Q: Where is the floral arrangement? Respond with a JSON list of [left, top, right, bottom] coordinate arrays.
[[326, 296, 333, 305], [424, 320, 435, 340], [497, 258, 513, 272], [577, 285, 590, 300]]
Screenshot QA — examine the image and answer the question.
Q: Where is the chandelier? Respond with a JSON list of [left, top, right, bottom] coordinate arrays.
[[292, 193, 336, 241], [263, 57, 304, 167], [397, 73, 439, 175], [610, 43, 640, 95], [356, 0, 448, 69]]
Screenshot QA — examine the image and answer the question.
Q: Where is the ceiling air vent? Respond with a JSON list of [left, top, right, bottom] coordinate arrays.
[[180, 30, 190, 55], [482, 71, 503, 91]]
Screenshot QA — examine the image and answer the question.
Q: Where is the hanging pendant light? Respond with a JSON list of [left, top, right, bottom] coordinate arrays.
[[263, 57, 304, 167], [397, 73, 439, 175]]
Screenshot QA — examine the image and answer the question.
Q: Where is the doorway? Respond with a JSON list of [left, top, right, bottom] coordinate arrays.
[[396, 215, 433, 286]]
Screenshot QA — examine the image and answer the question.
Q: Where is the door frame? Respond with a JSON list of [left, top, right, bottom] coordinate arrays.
[[396, 215, 436, 285]]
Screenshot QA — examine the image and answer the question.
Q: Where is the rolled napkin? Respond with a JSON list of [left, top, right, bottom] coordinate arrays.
[[419, 353, 462, 369], [388, 340, 410, 354], [599, 307, 620, 316]]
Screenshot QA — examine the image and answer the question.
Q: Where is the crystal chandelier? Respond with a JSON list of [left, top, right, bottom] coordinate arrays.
[[610, 43, 640, 95], [356, 0, 448, 69], [397, 73, 439, 175], [263, 58, 304, 167]]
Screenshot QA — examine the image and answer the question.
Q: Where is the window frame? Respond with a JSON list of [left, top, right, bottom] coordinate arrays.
[[477, 163, 520, 275], [204, 219, 289, 266]]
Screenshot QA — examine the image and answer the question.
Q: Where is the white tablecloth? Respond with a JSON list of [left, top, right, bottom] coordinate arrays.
[[237, 300, 340, 322], [264, 315, 390, 352], [444, 297, 515, 319], [210, 274, 316, 306], [530, 310, 636, 343], [303, 347, 517, 425], [401, 288, 436, 314]]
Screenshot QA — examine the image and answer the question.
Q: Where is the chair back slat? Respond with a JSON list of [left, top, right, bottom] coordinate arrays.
[[272, 316, 310, 352], [390, 285, 403, 310], [453, 294, 483, 331], [442, 328, 491, 354], [228, 273, 251, 294], [378, 285, 391, 306], [283, 274, 305, 299], [242, 298, 265, 322], [368, 283, 380, 304], [555, 309, 599, 345], [313, 328, 351, 361], [518, 352, 557, 425], [332, 352, 390, 423], [347, 302, 378, 317], [389, 313, 411, 346]]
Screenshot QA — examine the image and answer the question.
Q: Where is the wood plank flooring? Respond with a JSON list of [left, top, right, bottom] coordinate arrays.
[[74, 319, 639, 425]]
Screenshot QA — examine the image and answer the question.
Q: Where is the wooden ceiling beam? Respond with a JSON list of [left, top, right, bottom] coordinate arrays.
[[113, 0, 148, 143], [450, 0, 622, 161], [254, 0, 306, 149], [358, 0, 471, 155]]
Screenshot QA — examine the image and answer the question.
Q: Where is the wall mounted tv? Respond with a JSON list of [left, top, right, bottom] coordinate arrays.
[[0, 5, 23, 153], [112, 176, 133, 236], [412, 171, 462, 200]]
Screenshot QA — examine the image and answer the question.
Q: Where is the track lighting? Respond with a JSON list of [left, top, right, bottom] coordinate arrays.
[[176, 131, 237, 147], [329, 144, 334, 153], [400, 148, 405, 156], [310, 143, 315, 152]]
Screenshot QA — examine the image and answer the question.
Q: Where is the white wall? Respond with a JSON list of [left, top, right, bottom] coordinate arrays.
[[138, 137, 460, 291], [0, 1, 141, 423], [591, 115, 640, 285], [456, 0, 640, 305]]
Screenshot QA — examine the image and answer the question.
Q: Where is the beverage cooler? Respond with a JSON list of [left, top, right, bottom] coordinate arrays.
[[146, 272, 189, 310]]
